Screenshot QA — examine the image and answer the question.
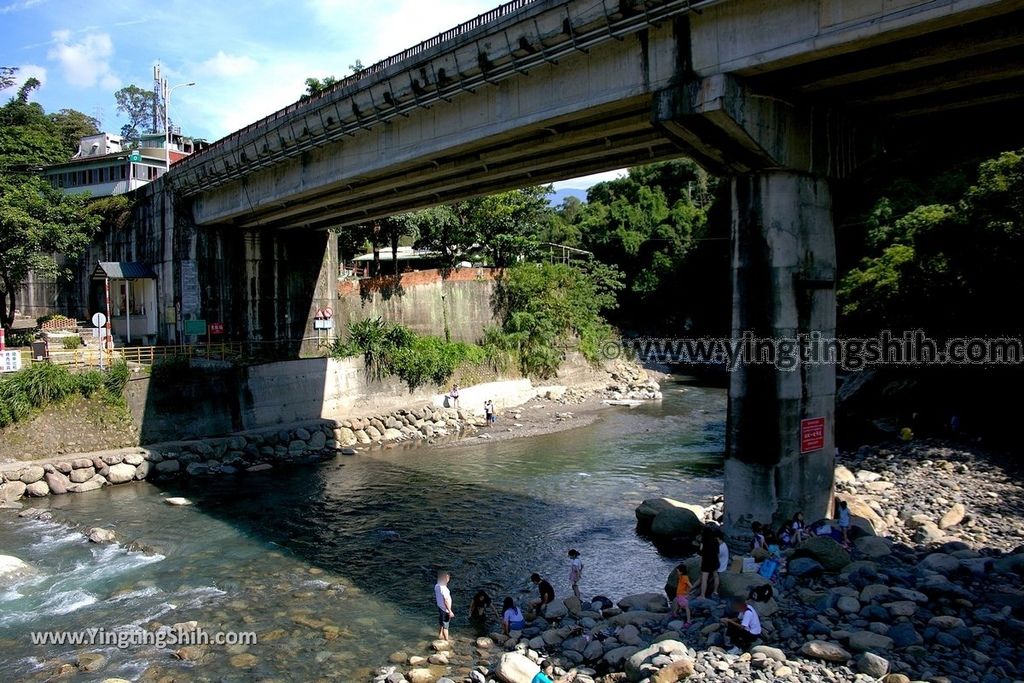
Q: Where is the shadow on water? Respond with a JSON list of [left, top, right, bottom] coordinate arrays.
[[143, 384, 726, 615]]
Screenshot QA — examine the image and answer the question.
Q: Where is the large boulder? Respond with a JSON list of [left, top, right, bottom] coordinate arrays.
[[854, 535, 891, 559], [801, 640, 851, 662], [625, 640, 689, 681], [0, 480, 27, 502], [651, 506, 704, 538], [856, 652, 890, 678], [849, 630, 894, 652], [104, 464, 136, 485], [44, 471, 69, 495], [835, 492, 886, 534], [797, 536, 851, 572], [636, 498, 704, 534], [718, 572, 769, 599], [938, 503, 966, 529], [0, 555, 36, 588], [618, 592, 669, 613]]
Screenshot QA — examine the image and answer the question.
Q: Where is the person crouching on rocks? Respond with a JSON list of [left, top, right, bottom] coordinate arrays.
[[720, 597, 762, 654], [469, 590, 499, 635], [501, 596, 526, 635], [530, 572, 555, 616]]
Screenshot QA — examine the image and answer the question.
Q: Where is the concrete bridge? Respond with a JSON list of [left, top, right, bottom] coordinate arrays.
[[117, 0, 1024, 539]]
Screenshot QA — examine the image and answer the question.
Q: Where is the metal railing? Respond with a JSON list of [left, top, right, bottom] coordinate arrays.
[[176, 0, 537, 168], [15, 339, 330, 369]]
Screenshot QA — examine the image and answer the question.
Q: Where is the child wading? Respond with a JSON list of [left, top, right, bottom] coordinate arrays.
[[568, 549, 583, 599], [838, 500, 852, 547]]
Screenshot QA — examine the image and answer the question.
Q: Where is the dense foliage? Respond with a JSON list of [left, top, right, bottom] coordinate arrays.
[[331, 318, 484, 389], [488, 261, 624, 378], [1, 71, 104, 331], [839, 149, 1024, 336], [0, 360, 129, 428]]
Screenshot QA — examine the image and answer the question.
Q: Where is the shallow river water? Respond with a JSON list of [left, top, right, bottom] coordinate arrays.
[[0, 376, 725, 682]]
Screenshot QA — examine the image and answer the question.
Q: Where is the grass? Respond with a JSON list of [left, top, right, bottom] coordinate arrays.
[[0, 359, 130, 429]]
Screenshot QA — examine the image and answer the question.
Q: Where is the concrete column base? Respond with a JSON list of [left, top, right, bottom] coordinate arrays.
[[724, 171, 836, 543]]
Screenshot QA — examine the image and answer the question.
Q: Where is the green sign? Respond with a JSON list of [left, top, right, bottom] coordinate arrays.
[[129, 151, 142, 163], [183, 319, 207, 336]]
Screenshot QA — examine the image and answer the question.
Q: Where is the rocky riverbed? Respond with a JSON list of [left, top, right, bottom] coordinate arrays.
[[372, 438, 1024, 683]]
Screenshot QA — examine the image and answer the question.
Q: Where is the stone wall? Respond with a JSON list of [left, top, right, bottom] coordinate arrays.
[[2, 402, 486, 504], [125, 357, 546, 444], [335, 267, 497, 343]]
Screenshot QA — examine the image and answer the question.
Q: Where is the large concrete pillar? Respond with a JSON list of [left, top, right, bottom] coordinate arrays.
[[724, 171, 836, 539]]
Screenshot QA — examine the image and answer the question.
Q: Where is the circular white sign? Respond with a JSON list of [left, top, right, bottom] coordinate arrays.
[[91, 312, 107, 328]]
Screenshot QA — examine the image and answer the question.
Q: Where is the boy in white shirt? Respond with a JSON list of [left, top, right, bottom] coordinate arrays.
[[434, 570, 454, 641], [568, 549, 583, 599], [720, 597, 762, 653]]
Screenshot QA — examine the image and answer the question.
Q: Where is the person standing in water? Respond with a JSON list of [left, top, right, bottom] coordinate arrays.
[[434, 570, 454, 641], [567, 549, 583, 599]]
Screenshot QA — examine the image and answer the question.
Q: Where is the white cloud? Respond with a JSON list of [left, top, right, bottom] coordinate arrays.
[[47, 29, 120, 89], [199, 51, 258, 78], [553, 170, 627, 191], [306, 0, 497, 63], [0, 0, 43, 14]]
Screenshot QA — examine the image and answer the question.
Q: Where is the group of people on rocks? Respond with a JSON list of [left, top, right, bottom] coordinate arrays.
[[433, 549, 583, 642], [433, 499, 854, 656]]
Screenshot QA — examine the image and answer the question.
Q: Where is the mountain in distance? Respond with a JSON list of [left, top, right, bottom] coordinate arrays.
[[548, 187, 588, 206]]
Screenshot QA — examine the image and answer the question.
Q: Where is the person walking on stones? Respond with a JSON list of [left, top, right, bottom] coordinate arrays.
[[671, 563, 693, 626], [530, 572, 555, 615], [837, 500, 852, 547], [720, 596, 762, 653], [449, 383, 460, 409], [567, 549, 583, 599], [434, 570, 454, 641], [484, 399, 496, 425], [698, 524, 721, 599]]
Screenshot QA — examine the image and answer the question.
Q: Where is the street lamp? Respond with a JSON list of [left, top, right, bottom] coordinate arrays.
[[164, 81, 195, 172]]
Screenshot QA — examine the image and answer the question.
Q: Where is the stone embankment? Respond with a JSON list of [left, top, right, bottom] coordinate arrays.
[[0, 369, 663, 506], [372, 438, 1024, 683], [0, 404, 486, 504]]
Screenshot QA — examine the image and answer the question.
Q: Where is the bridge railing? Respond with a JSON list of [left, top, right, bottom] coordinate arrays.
[[20, 339, 330, 370], [178, 0, 537, 167]]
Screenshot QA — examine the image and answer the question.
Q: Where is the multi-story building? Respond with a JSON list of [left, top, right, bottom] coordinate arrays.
[[41, 131, 206, 198]]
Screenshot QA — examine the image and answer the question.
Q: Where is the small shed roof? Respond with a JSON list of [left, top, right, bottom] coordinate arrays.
[[92, 262, 158, 280]]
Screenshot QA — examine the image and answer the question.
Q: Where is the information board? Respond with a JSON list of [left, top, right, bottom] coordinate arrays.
[[180, 260, 200, 315], [183, 319, 207, 336], [800, 417, 826, 454], [1, 350, 23, 373]]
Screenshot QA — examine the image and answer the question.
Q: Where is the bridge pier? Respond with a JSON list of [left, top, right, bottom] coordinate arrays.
[[724, 171, 836, 540]]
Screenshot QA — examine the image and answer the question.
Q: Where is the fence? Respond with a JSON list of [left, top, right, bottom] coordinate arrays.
[[14, 339, 329, 370]]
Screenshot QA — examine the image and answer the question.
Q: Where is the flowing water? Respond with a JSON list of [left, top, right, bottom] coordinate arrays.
[[0, 376, 725, 682]]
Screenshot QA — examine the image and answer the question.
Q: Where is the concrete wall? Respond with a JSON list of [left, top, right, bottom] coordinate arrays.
[[126, 356, 553, 444], [335, 268, 497, 343]]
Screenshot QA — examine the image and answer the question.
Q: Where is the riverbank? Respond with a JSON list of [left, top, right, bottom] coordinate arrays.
[[0, 379, 713, 683], [373, 437, 1024, 683], [0, 364, 663, 507]]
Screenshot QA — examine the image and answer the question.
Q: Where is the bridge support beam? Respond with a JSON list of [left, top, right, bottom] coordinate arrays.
[[724, 171, 836, 539], [655, 74, 858, 541]]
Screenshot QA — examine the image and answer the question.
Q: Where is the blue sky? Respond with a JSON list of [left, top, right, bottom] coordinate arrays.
[[0, 0, 622, 190]]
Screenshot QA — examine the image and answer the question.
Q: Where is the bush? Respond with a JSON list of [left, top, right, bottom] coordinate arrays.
[[332, 318, 487, 389], [61, 335, 83, 349], [0, 361, 130, 429]]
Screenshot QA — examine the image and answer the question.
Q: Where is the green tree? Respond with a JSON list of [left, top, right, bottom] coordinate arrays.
[[0, 66, 17, 91], [838, 149, 1024, 335], [114, 84, 157, 142], [303, 76, 339, 98], [490, 261, 623, 377], [48, 108, 101, 155], [0, 76, 103, 330]]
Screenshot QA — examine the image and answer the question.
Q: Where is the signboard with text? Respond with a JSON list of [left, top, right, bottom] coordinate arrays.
[[1, 350, 22, 373], [209, 322, 224, 335], [800, 417, 826, 454], [183, 319, 207, 336]]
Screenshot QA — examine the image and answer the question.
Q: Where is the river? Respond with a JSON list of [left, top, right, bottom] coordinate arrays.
[[0, 376, 724, 682]]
